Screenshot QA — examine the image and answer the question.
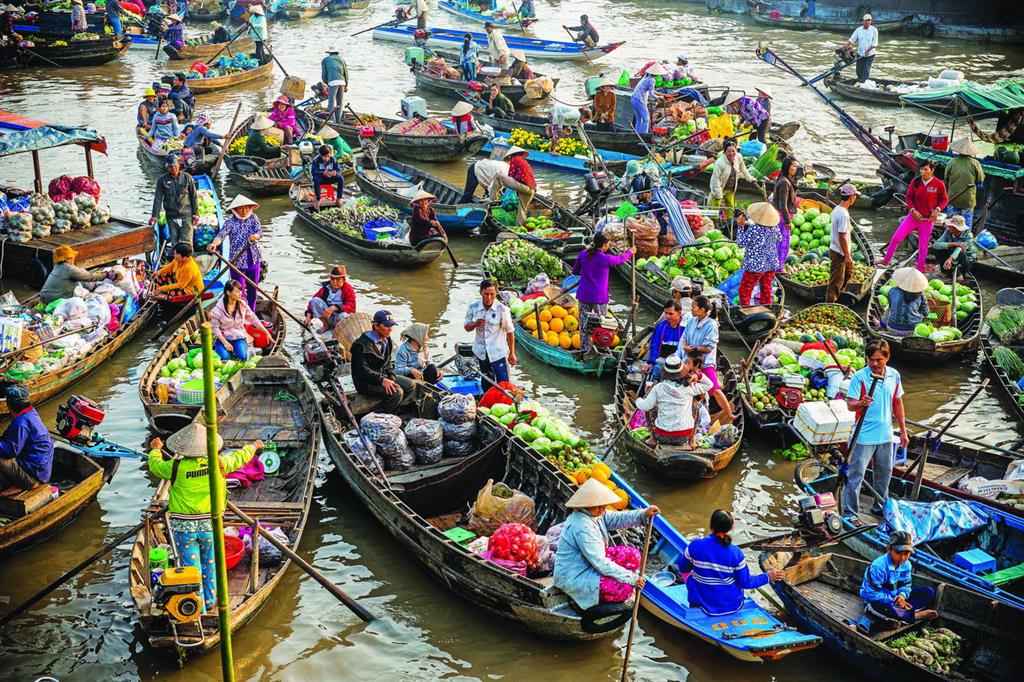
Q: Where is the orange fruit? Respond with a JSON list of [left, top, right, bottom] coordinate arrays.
[[574, 470, 589, 485], [591, 467, 610, 484], [559, 332, 572, 349], [613, 489, 629, 510], [571, 332, 582, 350], [549, 317, 564, 333], [523, 315, 537, 331], [612, 334, 621, 347], [550, 305, 567, 319], [545, 331, 560, 346], [540, 320, 550, 333], [539, 309, 552, 323], [592, 462, 612, 480], [564, 316, 579, 332]]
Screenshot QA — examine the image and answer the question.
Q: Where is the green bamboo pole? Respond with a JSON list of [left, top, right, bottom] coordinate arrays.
[[201, 322, 236, 681]]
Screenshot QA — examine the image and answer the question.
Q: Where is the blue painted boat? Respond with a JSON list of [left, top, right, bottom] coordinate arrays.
[[372, 25, 623, 62], [612, 472, 823, 662], [194, 174, 227, 296], [354, 159, 487, 234], [480, 133, 698, 177], [797, 460, 1024, 614], [436, 0, 533, 31]]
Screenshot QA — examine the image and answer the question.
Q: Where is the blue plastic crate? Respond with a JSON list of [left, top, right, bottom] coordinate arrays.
[[953, 548, 997, 575], [438, 375, 483, 397]]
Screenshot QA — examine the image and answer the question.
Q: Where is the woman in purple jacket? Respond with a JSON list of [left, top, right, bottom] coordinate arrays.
[[572, 232, 632, 352]]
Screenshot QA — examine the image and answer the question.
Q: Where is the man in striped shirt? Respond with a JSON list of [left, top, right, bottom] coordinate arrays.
[[676, 510, 784, 615]]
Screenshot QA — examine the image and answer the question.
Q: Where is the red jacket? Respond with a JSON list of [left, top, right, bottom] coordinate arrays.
[[308, 280, 356, 315], [507, 156, 536, 190], [905, 176, 948, 216]]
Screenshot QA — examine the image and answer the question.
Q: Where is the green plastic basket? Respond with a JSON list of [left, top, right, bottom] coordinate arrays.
[[177, 378, 206, 405]]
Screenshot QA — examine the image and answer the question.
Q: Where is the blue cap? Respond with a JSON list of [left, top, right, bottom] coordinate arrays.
[[372, 310, 397, 327], [5, 384, 29, 404]]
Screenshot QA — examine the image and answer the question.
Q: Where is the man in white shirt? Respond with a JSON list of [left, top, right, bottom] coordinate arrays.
[[847, 14, 878, 83], [459, 156, 531, 203], [484, 22, 510, 68], [828, 183, 860, 302], [415, 0, 429, 31], [464, 279, 516, 384]]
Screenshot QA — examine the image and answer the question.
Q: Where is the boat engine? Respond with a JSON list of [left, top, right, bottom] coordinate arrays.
[[56, 395, 105, 444], [155, 566, 203, 623], [588, 315, 619, 352], [793, 493, 843, 539], [302, 337, 338, 385]]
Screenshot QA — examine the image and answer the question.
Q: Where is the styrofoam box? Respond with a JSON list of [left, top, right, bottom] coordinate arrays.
[[794, 400, 855, 445]]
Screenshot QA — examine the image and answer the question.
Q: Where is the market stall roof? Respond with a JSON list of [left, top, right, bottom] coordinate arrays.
[[900, 79, 1024, 120], [0, 110, 107, 157]]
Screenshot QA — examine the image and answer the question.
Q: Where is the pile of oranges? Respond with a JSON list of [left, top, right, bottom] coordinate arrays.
[[521, 303, 583, 350], [572, 461, 629, 510]]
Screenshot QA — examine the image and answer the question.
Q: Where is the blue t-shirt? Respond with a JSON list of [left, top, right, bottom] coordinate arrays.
[[647, 319, 685, 363], [678, 315, 719, 367], [847, 366, 903, 445]]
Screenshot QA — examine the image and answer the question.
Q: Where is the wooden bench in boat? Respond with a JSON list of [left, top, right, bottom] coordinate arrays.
[[894, 460, 973, 488], [0, 484, 53, 517]]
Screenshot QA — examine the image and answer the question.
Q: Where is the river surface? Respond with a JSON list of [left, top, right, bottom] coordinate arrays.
[[1, 3, 1023, 681]]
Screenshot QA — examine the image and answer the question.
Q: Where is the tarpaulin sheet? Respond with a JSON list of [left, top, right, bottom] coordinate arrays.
[[0, 110, 107, 157], [881, 497, 989, 544]]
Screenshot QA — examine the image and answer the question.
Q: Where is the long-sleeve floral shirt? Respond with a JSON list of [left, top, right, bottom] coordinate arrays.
[[736, 223, 782, 273]]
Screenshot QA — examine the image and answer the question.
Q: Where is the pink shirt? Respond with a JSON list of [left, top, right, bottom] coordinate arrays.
[[210, 298, 260, 342]]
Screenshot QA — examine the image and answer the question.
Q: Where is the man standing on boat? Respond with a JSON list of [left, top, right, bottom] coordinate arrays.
[[106, 0, 124, 38], [944, 137, 986, 228], [464, 279, 516, 385], [414, 0, 429, 31], [321, 47, 349, 125], [827, 183, 859, 303], [0, 385, 53, 493], [846, 13, 878, 83], [484, 22, 510, 68], [150, 155, 198, 249]]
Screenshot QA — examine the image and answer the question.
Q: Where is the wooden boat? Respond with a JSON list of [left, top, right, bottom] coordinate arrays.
[[437, 0, 534, 30], [373, 25, 624, 63], [777, 222, 878, 304], [313, 110, 489, 163], [186, 60, 273, 94], [0, 36, 128, 69], [762, 551, 1020, 681], [0, 441, 119, 555], [325, 0, 370, 12], [167, 34, 256, 60], [981, 304, 1024, 428], [410, 63, 555, 108], [608, 474, 822, 659], [138, 291, 288, 434], [289, 183, 448, 267], [354, 158, 488, 235], [796, 458, 1024, 613], [615, 327, 745, 480], [824, 76, 935, 107], [0, 294, 156, 417], [319, 384, 634, 640], [971, 246, 1024, 286], [271, 0, 327, 20], [222, 110, 315, 174], [129, 361, 321, 654], [188, 5, 228, 22], [750, 11, 909, 34], [866, 267, 982, 361], [740, 303, 869, 431], [476, 110, 654, 155], [894, 434, 1023, 519], [613, 254, 785, 343], [477, 133, 646, 175], [136, 129, 218, 175], [483, 192, 590, 262]]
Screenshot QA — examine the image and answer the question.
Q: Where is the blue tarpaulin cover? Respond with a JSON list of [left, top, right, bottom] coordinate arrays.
[[0, 110, 106, 157], [881, 497, 989, 545]]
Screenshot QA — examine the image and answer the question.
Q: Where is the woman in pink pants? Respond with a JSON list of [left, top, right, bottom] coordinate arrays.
[[881, 161, 948, 272]]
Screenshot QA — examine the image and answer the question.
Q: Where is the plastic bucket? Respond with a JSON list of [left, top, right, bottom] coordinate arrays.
[[224, 535, 246, 570]]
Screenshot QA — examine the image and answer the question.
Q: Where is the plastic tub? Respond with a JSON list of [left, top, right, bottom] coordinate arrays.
[[224, 535, 246, 570]]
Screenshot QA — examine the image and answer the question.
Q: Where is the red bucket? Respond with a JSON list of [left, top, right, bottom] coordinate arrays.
[[928, 135, 949, 151], [224, 535, 245, 570]]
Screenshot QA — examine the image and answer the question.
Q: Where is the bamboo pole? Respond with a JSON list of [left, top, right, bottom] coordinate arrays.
[[201, 322, 236, 681], [619, 515, 654, 682]]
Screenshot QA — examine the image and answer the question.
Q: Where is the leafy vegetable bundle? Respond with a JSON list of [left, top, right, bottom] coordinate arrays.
[[481, 239, 564, 287], [989, 306, 1024, 343]]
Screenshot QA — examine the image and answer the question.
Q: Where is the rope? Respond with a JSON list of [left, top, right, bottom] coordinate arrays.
[[968, 110, 1024, 144]]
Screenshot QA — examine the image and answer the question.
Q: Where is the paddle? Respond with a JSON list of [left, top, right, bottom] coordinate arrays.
[[211, 101, 243, 177], [908, 378, 989, 500], [203, 24, 249, 66], [619, 514, 654, 682], [509, 1, 529, 32], [226, 500, 374, 622], [0, 519, 146, 627], [350, 9, 415, 37]]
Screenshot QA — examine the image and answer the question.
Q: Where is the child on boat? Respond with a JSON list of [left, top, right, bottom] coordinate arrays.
[[633, 354, 711, 446]]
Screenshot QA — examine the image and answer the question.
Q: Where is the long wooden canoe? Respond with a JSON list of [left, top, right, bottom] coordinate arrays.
[[762, 552, 1020, 681], [136, 129, 218, 175], [354, 158, 488, 234], [824, 76, 933, 107], [373, 25, 623, 63], [476, 110, 655, 155], [129, 361, 321, 654], [138, 290, 288, 433], [437, 0, 533, 30], [290, 183, 448, 267], [0, 441, 119, 555], [616, 326, 744, 480], [319, 384, 635, 640], [482, 193, 590, 263], [168, 34, 256, 60], [411, 63, 555, 108], [750, 11, 909, 33], [222, 109, 315, 174], [981, 304, 1024, 429], [187, 60, 273, 94], [313, 110, 489, 163], [971, 245, 1024, 286], [866, 267, 982, 361], [0, 36, 128, 69]]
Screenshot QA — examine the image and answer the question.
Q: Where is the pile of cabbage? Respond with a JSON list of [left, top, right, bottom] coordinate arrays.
[[911, 323, 964, 343], [634, 230, 743, 286], [878, 278, 978, 322], [755, 341, 865, 373]]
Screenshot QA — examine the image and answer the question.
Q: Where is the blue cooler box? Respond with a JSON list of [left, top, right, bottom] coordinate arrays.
[[953, 548, 996, 575], [438, 375, 483, 397]]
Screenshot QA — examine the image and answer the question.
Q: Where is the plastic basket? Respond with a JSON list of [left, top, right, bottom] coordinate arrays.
[[177, 379, 207, 405]]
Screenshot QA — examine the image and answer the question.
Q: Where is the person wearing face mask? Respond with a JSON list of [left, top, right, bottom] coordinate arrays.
[[881, 161, 948, 273]]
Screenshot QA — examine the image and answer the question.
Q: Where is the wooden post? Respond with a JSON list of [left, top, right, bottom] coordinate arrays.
[[31, 150, 42, 194], [85, 146, 95, 178], [249, 520, 260, 594], [620, 516, 654, 682]]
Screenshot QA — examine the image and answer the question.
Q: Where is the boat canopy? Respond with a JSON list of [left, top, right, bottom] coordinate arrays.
[[0, 110, 107, 157], [900, 79, 1024, 120]]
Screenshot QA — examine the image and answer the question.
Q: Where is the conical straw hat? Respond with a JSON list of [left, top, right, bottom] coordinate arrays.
[[566, 477, 620, 508], [166, 422, 223, 458]]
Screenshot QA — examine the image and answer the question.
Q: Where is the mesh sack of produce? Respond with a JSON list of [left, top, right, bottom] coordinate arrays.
[[360, 412, 414, 469], [413, 443, 444, 466], [487, 522, 540, 565], [467, 479, 536, 536], [404, 418, 444, 448], [444, 437, 477, 458], [635, 237, 659, 258], [437, 393, 476, 424], [598, 545, 642, 603], [441, 418, 477, 442]]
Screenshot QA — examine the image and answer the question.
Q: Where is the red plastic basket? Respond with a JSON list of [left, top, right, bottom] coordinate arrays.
[[224, 535, 245, 570]]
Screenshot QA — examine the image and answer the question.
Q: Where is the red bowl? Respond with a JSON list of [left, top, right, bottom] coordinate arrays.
[[224, 535, 245, 570]]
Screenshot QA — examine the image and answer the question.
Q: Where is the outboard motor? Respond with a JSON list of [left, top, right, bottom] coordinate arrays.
[[56, 395, 105, 444], [793, 494, 843, 539]]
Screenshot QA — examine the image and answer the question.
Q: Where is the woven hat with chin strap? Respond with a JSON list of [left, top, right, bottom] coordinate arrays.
[[892, 267, 928, 294], [950, 137, 979, 157], [317, 125, 339, 140], [410, 189, 436, 204], [227, 194, 259, 211], [451, 101, 474, 117], [747, 201, 781, 226], [565, 478, 621, 508], [166, 422, 224, 458]]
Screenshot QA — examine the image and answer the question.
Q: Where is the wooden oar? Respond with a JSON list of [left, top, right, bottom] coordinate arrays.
[[226, 500, 374, 622], [203, 25, 249, 66], [619, 515, 654, 682], [976, 242, 1015, 270], [905, 417, 1022, 458], [211, 101, 243, 177]]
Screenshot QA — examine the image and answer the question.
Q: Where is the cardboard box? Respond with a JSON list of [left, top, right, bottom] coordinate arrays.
[[794, 400, 855, 445]]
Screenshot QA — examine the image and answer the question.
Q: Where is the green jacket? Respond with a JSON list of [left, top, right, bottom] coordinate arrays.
[[245, 130, 279, 160], [148, 444, 256, 516], [945, 156, 985, 209]]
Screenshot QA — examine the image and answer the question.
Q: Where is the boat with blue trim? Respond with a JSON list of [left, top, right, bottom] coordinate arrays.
[[436, 0, 536, 31], [373, 25, 623, 62], [612, 472, 823, 661]]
